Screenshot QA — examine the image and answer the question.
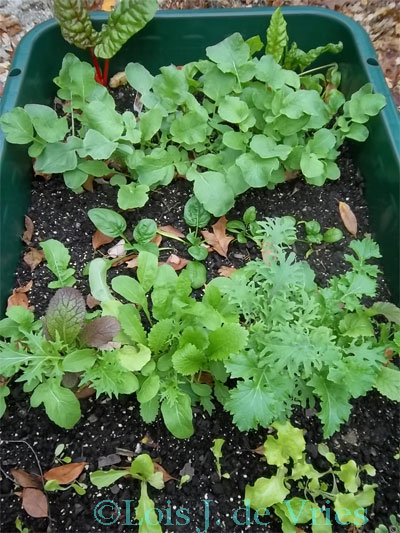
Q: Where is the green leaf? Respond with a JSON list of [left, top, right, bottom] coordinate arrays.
[[206, 33, 250, 76], [41, 239, 76, 288], [256, 55, 299, 90], [6, 306, 35, 331], [139, 108, 164, 142], [30, 379, 81, 429], [236, 152, 281, 188], [78, 129, 117, 160], [201, 67, 237, 102], [152, 66, 188, 111], [246, 35, 264, 55], [370, 302, 400, 325], [334, 486, 376, 527], [54, 54, 98, 103], [63, 168, 87, 189], [345, 122, 369, 142], [130, 454, 155, 480], [137, 251, 159, 293], [264, 421, 305, 467], [346, 84, 386, 124], [77, 160, 111, 177], [133, 219, 157, 244], [111, 276, 149, 319], [62, 348, 97, 372], [53, 0, 99, 50], [184, 196, 211, 228], [309, 374, 352, 437], [172, 343, 206, 375], [147, 319, 173, 354], [0, 107, 34, 144], [35, 137, 80, 174], [25, 104, 68, 143], [0, 385, 10, 417], [125, 62, 154, 97], [245, 468, 290, 510], [161, 392, 194, 439], [337, 460, 360, 493], [81, 100, 124, 141], [194, 172, 235, 217], [218, 96, 249, 124], [222, 130, 249, 151], [206, 323, 248, 361], [170, 108, 208, 145], [44, 287, 86, 344], [90, 469, 127, 488], [89, 258, 114, 303], [140, 395, 159, 424], [95, 0, 157, 59], [250, 135, 291, 160], [185, 261, 207, 289], [88, 208, 126, 238], [135, 481, 162, 533], [119, 304, 147, 345], [266, 8, 288, 63], [375, 366, 400, 401], [137, 375, 160, 404], [323, 228, 343, 243], [117, 344, 151, 372], [339, 313, 374, 337]]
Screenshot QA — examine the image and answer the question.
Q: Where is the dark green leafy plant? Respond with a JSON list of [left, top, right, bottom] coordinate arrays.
[[53, 0, 158, 85], [0, 287, 132, 428], [0, 10, 386, 213], [245, 421, 377, 531], [208, 217, 400, 437], [88, 251, 248, 438], [90, 454, 164, 533]]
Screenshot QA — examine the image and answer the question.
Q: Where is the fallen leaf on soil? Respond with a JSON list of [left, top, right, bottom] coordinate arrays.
[[92, 230, 114, 250], [152, 234, 162, 247], [196, 372, 214, 385], [22, 216, 34, 244], [83, 176, 94, 192], [98, 454, 121, 468], [7, 281, 33, 310], [218, 266, 237, 278], [23, 248, 45, 271], [11, 469, 42, 489], [44, 462, 87, 484], [22, 488, 48, 518], [285, 170, 299, 181], [153, 462, 176, 483], [75, 385, 96, 399], [339, 201, 358, 236], [109, 71, 127, 88], [123, 255, 139, 268], [166, 254, 189, 271], [158, 225, 185, 239], [108, 239, 126, 258], [86, 294, 100, 309], [252, 445, 265, 456], [201, 217, 233, 258]]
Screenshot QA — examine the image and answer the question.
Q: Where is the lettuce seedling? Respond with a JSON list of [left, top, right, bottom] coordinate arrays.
[[53, 0, 158, 85]]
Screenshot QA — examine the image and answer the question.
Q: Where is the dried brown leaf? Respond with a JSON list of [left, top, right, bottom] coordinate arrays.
[[108, 239, 126, 258], [86, 294, 100, 309], [22, 216, 34, 244], [152, 233, 162, 247], [201, 217, 233, 258], [252, 445, 265, 456], [218, 266, 237, 278], [83, 176, 94, 192], [11, 468, 42, 489], [44, 462, 87, 484], [0, 14, 22, 37], [196, 371, 214, 385], [153, 462, 176, 483], [124, 255, 139, 268], [158, 225, 185, 239], [92, 230, 114, 250], [22, 488, 48, 518], [165, 254, 189, 271], [75, 385, 96, 399], [23, 248, 45, 271], [7, 281, 33, 310], [339, 201, 358, 237]]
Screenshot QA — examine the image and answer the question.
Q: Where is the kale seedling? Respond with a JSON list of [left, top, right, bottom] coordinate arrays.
[[53, 0, 157, 85]]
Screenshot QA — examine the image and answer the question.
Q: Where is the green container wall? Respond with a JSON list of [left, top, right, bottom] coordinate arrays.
[[0, 7, 399, 313]]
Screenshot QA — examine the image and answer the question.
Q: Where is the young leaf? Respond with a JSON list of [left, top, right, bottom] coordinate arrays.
[[24, 104, 69, 143], [90, 469, 128, 488], [53, 0, 100, 49], [245, 468, 290, 510], [133, 219, 157, 244], [80, 316, 120, 348], [89, 258, 114, 302], [185, 261, 207, 289], [263, 421, 305, 467], [265, 8, 288, 63], [117, 184, 149, 210], [161, 393, 194, 439], [111, 276, 149, 319], [62, 348, 97, 372], [135, 481, 162, 533], [375, 366, 400, 402], [117, 344, 151, 372], [184, 196, 211, 228], [30, 379, 81, 429], [137, 251, 159, 293], [44, 288, 86, 344], [194, 172, 235, 217], [206, 323, 248, 361], [41, 240, 76, 288], [88, 208, 127, 238]]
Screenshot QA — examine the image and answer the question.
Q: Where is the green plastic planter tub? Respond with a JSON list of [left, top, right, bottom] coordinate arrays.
[[0, 7, 399, 313]]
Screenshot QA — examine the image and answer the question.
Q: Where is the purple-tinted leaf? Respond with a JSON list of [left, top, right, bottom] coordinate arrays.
[[44, 288, 86, 344], [81, 316, 120, 348]]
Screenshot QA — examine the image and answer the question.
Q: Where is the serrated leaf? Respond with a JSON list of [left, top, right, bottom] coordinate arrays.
[[148, 319, 173, 354], [119, 304, 147, 345], [206, 323, 248, 361], [264, 421, 305, 466], [41, 240, 76, 288], [375, 366, 400, 401], [172, 344, 206, 375], [44, 288, 85, 344]]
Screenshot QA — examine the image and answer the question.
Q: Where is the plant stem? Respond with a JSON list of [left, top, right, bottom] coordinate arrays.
[[103, 59, 110, 86], [299, 62, 337, 76], [89, 48, 104, 85]]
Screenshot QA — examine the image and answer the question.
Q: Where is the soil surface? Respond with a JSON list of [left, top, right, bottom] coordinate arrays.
[[1, 140, 399, 533]]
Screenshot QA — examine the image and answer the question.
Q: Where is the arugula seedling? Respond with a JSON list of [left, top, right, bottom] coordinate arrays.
[[245, 421, 377, 530], [44, 478, 87, 496], [90, 454, 164, 533], [54, 443, 72, 464], [53, 0, 157, 86], [211, 438, 230, 479]]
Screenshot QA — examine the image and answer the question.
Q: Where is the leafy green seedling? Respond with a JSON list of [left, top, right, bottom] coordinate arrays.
[[91, 454, 164, 533], [178, 474, 191, 489], [54, 443, 72, 464], [44, 478, 87, 496], [375, 515, 400, 533], [15, 517, 29, 533], [211, 438, 230, 479], [226, 206, 259, 244], [53, 0, 157, 85], [298, 220, 343, 257], [184, 197, 211, 260], [41, 239, 77, 289]]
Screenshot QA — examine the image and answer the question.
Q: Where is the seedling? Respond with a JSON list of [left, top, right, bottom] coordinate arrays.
[[178, 474, 191, 489], [375, 515, 400, 533], [54, 443, 72, 464], [53, 0, 157, 85], [15, 517, 29, 533], [44, 478, 87, 496], [226, 206, 259, 244], [298, 219, 343, 257], [211, 438, 230, 479]]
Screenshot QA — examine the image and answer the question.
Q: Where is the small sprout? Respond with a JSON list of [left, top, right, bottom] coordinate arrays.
[[15, 517, 29, 533], [211, 438, 230, 479], [178, 474, 191, 489]]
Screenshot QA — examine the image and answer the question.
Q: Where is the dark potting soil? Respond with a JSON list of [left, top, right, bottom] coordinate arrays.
[[1, 138, 398, 531]]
